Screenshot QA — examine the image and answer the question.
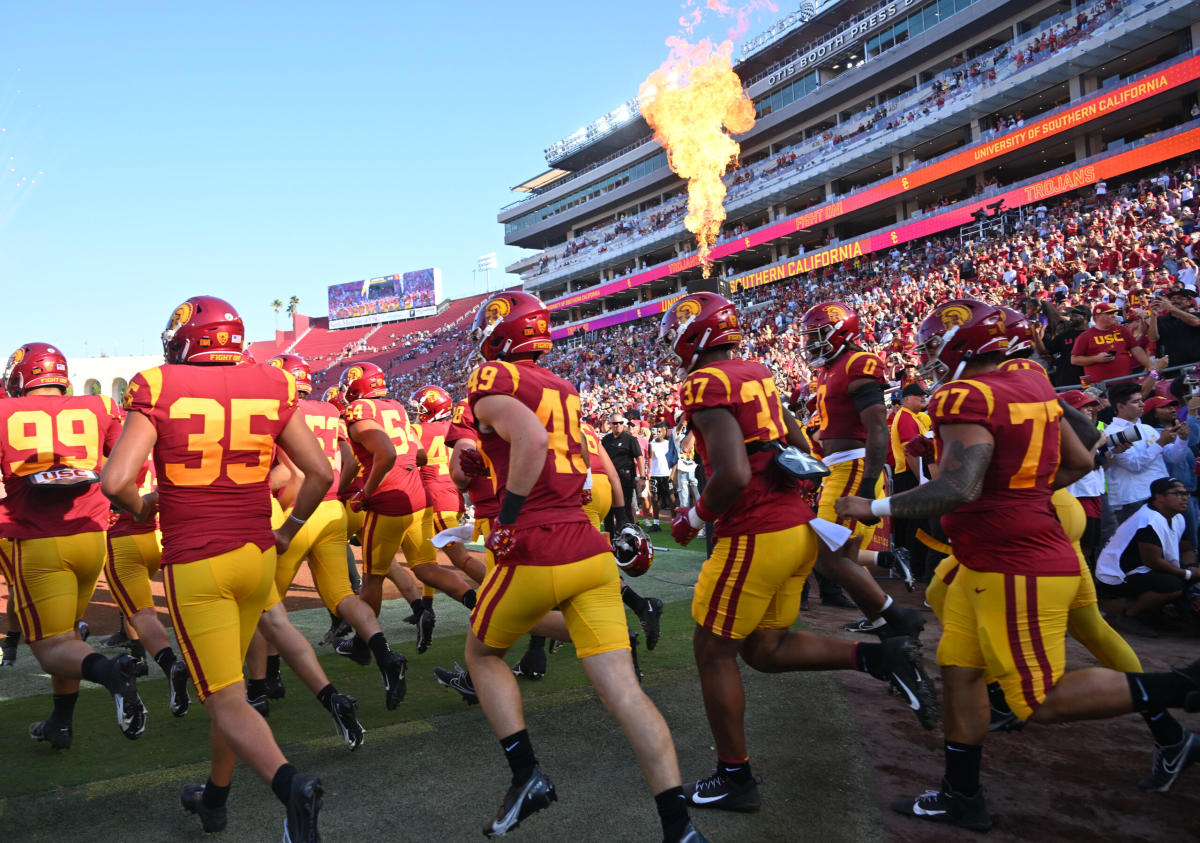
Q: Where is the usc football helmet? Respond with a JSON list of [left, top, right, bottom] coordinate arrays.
[[267, 353, 313, 397], [162, 295, 244, 365], [411, 384, 452, 421], [998, 306, 1033, 357], [657, 292, 743, 378], [612, 523, 654, 577], [470, 291, 552, 361], [799, 301, 861, 368], [323, 385, 347, 413], [4, 342, 69, 395], [340, 361, 388, 402], [916, 299, 1009, 387]]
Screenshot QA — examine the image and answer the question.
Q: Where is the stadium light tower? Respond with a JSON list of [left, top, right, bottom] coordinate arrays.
[[476, 252, 498, 292]]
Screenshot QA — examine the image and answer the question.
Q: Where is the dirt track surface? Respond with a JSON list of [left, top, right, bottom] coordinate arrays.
[[807, 583, 1200, 842]]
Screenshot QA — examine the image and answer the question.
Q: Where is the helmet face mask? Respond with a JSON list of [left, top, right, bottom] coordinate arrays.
[[612, 523, 653, 576], [411, 385, 452, 421], [657, 293, 741, 379], [799, 302, 860, 368], [267, 354, 313, 397]]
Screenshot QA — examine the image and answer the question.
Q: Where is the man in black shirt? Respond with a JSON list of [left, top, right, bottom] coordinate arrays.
[[1045, 305, 1090, 387], [601, 415, 643, 532], [1149, 288, 1200, 368]]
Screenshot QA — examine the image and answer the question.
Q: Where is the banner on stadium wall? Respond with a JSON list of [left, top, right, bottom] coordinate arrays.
[[328, 267, 442, 329], [547, 54, 1200, 314], [551, 294, 685, 339], [552, 126, 1200, 336]]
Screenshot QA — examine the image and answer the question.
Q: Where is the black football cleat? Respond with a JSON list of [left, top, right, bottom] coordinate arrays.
[[181, 783, 228, 833], [880, 637, 938, 730], [675, 822, 710, 842], [883, 547, 915, 591], [381, 651, 408, 710], [76, 621, 90, 641], [843, 616, 888, 634], [686, 768, 760, 812], [629, 631, 644, 682], [329, 693, 365, 751], [106, 654, 148, 739], [102, 622, 132, 648], [1139, 730, 1200, 792], [1, 635, 17, 666], [877, 606, 926, 640], [248, 693, 270, 719], [265, 672, 286, 700], [892, 779, 992, 831], [987, 682, 1022, 732], [512, 645, 547, 681], [434, 662, 478, 705], [416, 608, 436, 654], [484, 765, 557, 837], [317, 616, 351, 647], [547, 638, 566, 655], [333, 636, 371, 666], [169, 661, 191, 717], [29, 719, 73, 750], [637, 596, 664, 650], [283, 773, 323, 843]]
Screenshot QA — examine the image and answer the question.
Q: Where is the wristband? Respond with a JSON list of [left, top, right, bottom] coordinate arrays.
[[693, 496, 717, 524], [498, 491, 527, 524], [870, 497, 892, 518], [286, 514, 307, 528]]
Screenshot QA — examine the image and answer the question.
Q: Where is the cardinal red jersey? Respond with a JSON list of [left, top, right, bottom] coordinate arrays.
[[343, 397, 427, 516], [0, 394, 121, 539], [929, 368, 1077, 575], [466, 359, 610, 565], [581, 421, 606, 472], [108, 460, 158, 538], [413, 418, 462, 513], [814, 350, 887, 441], [446, 398, 499, 519], [297, 399, 345, 502], [678, 358, 815, 538], [123, 364, 298, 565]]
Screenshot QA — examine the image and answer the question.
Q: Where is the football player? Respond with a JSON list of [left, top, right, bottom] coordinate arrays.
[[837, 299, 1200, 831], [1, 483, 22, 666], [102, 296, 327, 840], [104, 453, 191, 716], [658, 294, 936, 814], [1, 342, 147, 749], [464, 291, 704, 843], [799, 302, 922, 629]]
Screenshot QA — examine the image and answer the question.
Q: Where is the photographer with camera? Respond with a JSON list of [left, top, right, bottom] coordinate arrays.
[[1104, 382, 1190, 524]]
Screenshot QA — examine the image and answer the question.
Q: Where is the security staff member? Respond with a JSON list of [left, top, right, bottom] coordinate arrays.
[[601, 415, 643, 532]]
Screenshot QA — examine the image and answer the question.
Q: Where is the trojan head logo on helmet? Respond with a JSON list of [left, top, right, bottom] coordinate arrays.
[[267, 353, 313, 397], [470, 291, 552, 361], [799, 301, 861, 368], [5, 342, 69, 395], [162, 295, 245, 365], [340, 361, 388, 402], [916, 299, 1009, 388], [657, 292, 742, 379], [411, 384, 452, 422]]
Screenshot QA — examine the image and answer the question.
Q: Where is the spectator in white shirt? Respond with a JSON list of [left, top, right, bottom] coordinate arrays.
[[1103, 383, 1189, 524]]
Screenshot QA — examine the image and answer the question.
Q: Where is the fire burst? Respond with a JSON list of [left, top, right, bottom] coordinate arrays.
[[639, 38, 755, 277]]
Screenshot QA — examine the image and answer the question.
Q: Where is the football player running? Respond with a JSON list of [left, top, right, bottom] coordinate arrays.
[[464, 291, 705, 843], [1, 342, 147, 749], [102, 296, 328, 840], [837, 299, 1200, 831], [799, 302, 923, 633], [658, 294, 936, 814]]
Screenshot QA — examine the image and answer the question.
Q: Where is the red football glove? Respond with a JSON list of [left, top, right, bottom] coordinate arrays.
[[485, 522, 517, 560], [348, 490, 368, 512], [904, 435, 935, 460], [107, 509, 122, 529], [460, 448, 489, 478], [581, 488, 593, 506], [671, 506, 701, 546]]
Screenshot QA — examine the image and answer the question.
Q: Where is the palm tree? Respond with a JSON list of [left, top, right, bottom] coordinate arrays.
[[271, 298, 283, 331], [287, 295, 300, 317]]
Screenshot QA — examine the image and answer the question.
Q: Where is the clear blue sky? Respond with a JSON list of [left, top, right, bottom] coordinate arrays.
[[0, 1, 762, 358]]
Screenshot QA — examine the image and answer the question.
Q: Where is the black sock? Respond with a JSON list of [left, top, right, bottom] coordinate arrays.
[[51, 692, 79, 722], [853, 642, 886, 679], [876, 550, 895, 569], [718, 757, 752, 785], [461, 589, 477, 610], [81, 653, 114, 688], [154, 647, 177, 676], [129, 639, 146, 660], [266, 654, 281, 679], [880, 603, 908, 627], [203, 778, 230, 809], [526, 635, 546, 652], [247, 678, 269, 699], [367, 632, 392, 666], [944, 741, 982, 795], [500, 729, 537, 787], [654, 786, 690, 842], [408, 599, 424, 618], [1127, 670, 1200, 712], [3, 629, 19, 645], [316, 683, 337, 712], [421, 596, 434, 611], [1142, 710, 1186, 747], [621, 583, 648, 615], [270, 763, 297, 806]]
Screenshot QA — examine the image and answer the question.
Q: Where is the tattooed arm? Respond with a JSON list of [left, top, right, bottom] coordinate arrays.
[[835, 423, 993, 522]]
